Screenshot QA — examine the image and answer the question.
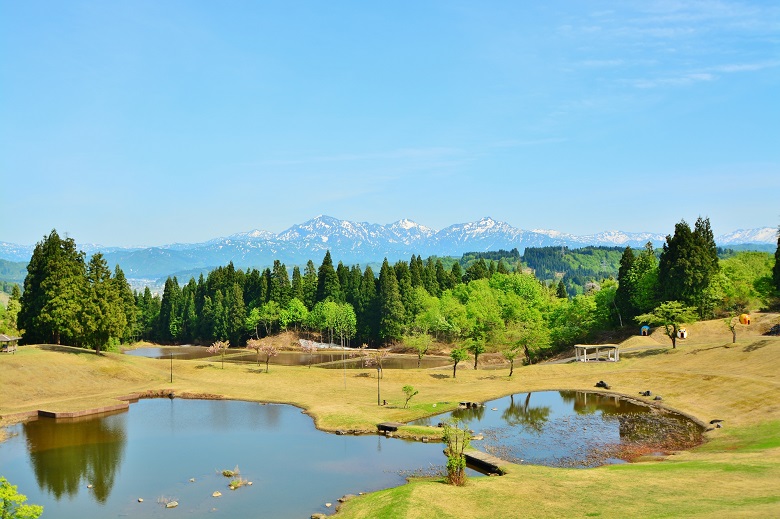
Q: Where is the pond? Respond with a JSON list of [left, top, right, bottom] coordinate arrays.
[[0, 399, 458, 519], [125, 347, 452, 369], [412, 391, 704, 468], [0, 392, 703, 517]]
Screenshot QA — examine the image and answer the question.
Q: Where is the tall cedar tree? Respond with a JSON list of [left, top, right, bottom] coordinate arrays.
[[556, 279, 568, 299], [316, 251, 342, 303], [424, 257, 441, 296], [291, 266, 304, 302], [378, 259, 405, 343], [158, 277, 181, 342], [659, 217, 719, 318], [302, 260, 318, 309], [83, 253, 127, 353], [615, 246, 636, 319], [358, 266, 379, 344], [270, 260, 291, 307], [19, 230, 87, 345], [113, 265, 138, 342]]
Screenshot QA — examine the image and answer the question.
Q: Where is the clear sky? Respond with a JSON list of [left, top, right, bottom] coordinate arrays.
[[2, 1, 778, 247]]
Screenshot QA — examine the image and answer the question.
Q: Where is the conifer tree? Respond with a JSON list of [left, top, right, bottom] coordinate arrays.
[[291, 266, 304, 302], [659, 217, 720, 317], [302, 260, 318, 310], [158, 277, 181, 342], [436, 260, 454, 291], [409, 255, 424, 288], [358, 266, 379, 344], [336, 262, 351, 300], [112, 265, 137, 342], [83, 253, 126, 352], [244, 269, 265, 309], [316, 251, 342, 303], [423, 257, 440, 296], [269, 260, 291, 307], [19, 230, 87, 345], [556, 279, 568, 299], [225, 283, 247, 345], [378, 259, 405, 343], [450, 262, 463, 285]]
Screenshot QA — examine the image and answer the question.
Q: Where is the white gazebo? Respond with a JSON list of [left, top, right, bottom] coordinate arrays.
[[574, 344, 620, 362]]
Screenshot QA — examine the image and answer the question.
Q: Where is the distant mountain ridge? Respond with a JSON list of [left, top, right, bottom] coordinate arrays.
[[1, 216, 775, 279]]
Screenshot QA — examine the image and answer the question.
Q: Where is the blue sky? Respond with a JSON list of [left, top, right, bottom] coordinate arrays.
[[2, 1, 778, 247]]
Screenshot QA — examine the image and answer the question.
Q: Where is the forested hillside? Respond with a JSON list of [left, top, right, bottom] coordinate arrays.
[[13, 220, 779, 363], [522, 246, 624, 296]]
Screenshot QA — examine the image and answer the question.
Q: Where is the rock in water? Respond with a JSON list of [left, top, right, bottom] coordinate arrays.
[[166, 501, 178, 508], [212, 491, 222, 498]]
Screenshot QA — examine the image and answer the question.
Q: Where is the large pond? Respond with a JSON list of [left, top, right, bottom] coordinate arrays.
[[0, 399, 456, 519], [0, 392, 703, 517]]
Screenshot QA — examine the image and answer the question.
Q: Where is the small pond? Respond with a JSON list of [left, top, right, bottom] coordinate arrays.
[[412, 391, 704, 468]]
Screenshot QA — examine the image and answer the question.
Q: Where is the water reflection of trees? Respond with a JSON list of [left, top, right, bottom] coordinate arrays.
[[501, 394, 551, 434], [23, 412, 127, 503], [560, 391, 646, 416], [452, 404, 485, 422]]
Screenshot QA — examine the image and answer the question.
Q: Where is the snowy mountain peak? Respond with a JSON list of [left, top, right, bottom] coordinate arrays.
[[716, 227, 777, 244], [230, 229, 275, 240]]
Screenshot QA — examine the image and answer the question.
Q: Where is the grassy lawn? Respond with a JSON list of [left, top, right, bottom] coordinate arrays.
[[1, 316, 779, 517]]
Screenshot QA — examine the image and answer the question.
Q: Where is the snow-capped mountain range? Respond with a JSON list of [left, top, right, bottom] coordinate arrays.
[[1, 216, 775, 279]]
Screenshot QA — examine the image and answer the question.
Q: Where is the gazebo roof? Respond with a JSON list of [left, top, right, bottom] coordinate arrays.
[[0, 334, 22, 342]]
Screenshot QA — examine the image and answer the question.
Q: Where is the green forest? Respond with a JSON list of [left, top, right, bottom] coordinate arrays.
[[4, 220, 780, 363]]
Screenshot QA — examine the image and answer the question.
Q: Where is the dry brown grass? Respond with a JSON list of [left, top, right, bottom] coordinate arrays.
[[2, 314, 780, 517]]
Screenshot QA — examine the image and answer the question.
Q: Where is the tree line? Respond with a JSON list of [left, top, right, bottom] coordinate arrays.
[[12, 221, 780, 359]]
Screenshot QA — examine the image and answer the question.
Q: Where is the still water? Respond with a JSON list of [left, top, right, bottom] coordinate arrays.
[[125, 347, 452, 369], [0, 399, 451, 519], [412, 391, 703, 468], [0, 393, 702, 517]]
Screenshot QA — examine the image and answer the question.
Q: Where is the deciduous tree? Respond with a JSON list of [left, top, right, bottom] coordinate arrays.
[[635, 301, 697, 348]]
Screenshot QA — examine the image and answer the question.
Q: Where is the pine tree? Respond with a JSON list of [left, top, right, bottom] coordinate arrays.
[[158, 277, 182, 342], [291, 266, 304, 302], [423, 257, 440, 296], [225, 283, 247, 345], [556, 279, 568, 299], [378, 259, 405, 344], [409, 255, 424, 288], [358, 266, 379, 344], [302, 260, 318, 310], [84, 253, 126, 353], [269, 260, 291, 307], [19, 230, 87, 345], [463, 259, 489, 283], [316, 251, 342, 303], [450, 262, 463, 285], [659, 220, 696, 303], [112, 265, 137, 342], [436, 260, 454, 291], [244, 269, 265, 309], [659, 217, 720, 318]]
